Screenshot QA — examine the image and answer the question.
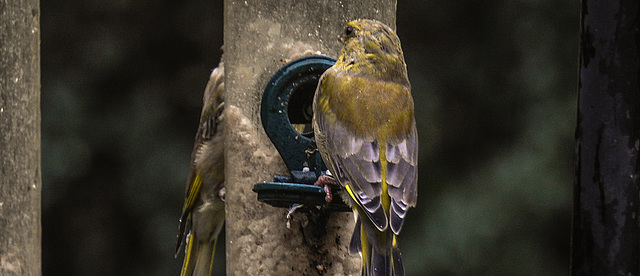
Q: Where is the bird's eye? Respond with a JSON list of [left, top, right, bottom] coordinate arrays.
[[344, 26, 355, 37]]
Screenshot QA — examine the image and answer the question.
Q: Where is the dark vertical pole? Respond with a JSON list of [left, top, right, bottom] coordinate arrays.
[[0, 0, 42, 275], [572, 0, 640, 274]]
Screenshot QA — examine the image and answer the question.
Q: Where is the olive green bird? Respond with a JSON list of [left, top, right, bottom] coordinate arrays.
[[313, 20, 418, 276], [175, 62, 225, 276]]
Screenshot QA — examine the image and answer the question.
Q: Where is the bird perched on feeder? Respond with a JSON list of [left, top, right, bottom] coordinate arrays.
[[175, 61, 226, 276], [313, 19, 418, 276]]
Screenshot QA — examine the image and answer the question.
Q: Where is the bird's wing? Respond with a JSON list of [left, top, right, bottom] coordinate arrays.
[[314, 77, 417, 234], [385, 123, 418, 234]]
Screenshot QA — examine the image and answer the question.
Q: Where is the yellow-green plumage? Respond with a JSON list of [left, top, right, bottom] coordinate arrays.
[[313, 20, 418, 276], [176, 62, 225, 276]]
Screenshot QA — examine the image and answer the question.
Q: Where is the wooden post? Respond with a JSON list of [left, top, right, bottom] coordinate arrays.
[[0, 1, 42, 275], [572, 0, 640, 274], [223, 1, 396, 275]]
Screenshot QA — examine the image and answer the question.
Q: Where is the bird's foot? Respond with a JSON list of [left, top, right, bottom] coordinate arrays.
[[286, 203, 304, 229], [314, 174, 337, 203]]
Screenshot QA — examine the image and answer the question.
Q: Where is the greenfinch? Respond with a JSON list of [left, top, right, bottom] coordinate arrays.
[[313, 20, 418, 276], [175, 62, 225, 276]]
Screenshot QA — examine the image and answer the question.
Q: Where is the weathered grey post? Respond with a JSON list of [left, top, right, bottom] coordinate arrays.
[[0, 1, 42, 275]]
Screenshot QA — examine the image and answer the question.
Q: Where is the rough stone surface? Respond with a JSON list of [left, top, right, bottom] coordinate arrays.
[[0, 1, 42, 275]]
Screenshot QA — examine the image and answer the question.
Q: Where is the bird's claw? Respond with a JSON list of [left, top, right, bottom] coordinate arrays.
[[286, 203, 304, 229], [314, 174, 337, 203]]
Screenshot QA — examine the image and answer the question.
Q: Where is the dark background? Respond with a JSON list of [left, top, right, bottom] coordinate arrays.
[[41, 1, 577, 275]]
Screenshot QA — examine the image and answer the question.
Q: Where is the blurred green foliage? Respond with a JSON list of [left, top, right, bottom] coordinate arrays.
[[41, 0, 577, 275]]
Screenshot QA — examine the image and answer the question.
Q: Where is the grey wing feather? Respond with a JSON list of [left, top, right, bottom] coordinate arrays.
[[387, 123, 418, 234], [315, 110, 418, 234], [315, 113, 389, 231]]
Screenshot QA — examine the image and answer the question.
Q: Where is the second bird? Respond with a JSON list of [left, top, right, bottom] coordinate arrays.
[[175, 62, 226, 276]]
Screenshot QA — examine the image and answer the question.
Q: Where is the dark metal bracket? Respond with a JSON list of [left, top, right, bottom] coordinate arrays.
[[253, 55, 349, 212]]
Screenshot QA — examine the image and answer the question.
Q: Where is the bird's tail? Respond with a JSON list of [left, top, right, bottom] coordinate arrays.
[[180, 233, 218, 276], [350, 218, 404, 276]]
